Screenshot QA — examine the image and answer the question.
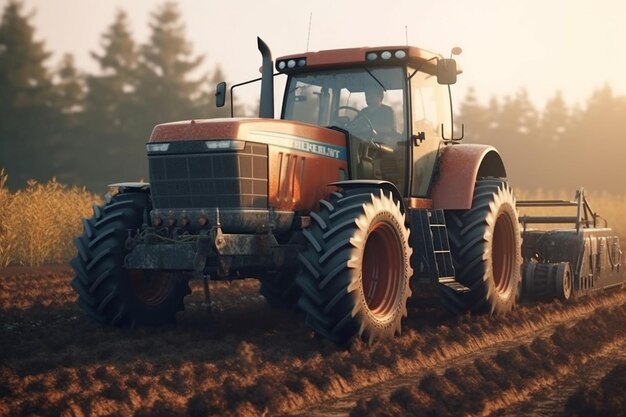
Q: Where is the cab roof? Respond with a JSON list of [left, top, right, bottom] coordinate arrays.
[[276, 45, 443, 74]]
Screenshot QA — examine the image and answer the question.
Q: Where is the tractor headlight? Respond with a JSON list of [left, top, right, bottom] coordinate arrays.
[[395, 50, 407, 59], [276, 58, 306, 71], [147, 143, 170, 152], [365, 49, 407, 62], [204, 140, 246, 151]]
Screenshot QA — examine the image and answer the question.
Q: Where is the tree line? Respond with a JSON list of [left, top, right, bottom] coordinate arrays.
[[1, 0, 625, 194], [457, 86, 626, 193], [0, 1, 233, 191]]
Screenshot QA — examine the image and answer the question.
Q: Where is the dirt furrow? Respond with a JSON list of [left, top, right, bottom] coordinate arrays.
[[1, 268, 625, 417], [488, 340, 626, 417], [346, 302, 626, 417], [289, 292, 626, 416]]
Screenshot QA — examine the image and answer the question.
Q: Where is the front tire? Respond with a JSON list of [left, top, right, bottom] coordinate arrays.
[[70, 191, 190, 326], [296, 188, 413, 347], [443, 179, 521, 315]]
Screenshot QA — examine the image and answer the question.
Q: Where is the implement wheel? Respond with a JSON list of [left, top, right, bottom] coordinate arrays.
[[520, 261, 572, 302], [70, 191, 190, 326], [296, 188, 412, 347], [443, 179, 521, 315], [555, 262, 573, 301]]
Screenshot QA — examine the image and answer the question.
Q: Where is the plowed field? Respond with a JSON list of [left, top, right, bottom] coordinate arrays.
[[1, 267, 625, 417]]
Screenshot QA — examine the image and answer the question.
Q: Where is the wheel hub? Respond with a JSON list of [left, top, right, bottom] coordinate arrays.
[[362, 220, 403, 320], [129, 270, 176, 306]]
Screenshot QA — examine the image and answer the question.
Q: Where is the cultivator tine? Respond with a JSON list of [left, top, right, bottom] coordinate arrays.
[[202, 275, 212, 313]]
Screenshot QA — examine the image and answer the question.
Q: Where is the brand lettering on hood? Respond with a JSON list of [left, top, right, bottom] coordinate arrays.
[[248, 130, 346, 160]]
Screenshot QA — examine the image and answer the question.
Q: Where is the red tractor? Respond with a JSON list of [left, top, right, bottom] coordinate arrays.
[[71, 38, 622, 346]]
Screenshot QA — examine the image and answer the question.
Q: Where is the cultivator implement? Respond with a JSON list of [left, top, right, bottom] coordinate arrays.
[[518, 189, 623, 302]]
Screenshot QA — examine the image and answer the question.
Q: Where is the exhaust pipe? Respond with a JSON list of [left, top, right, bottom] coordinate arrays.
[[257, 37, 274, 119]]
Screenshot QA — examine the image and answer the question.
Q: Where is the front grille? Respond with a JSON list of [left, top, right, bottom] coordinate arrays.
[[149, 142, 268, 209]]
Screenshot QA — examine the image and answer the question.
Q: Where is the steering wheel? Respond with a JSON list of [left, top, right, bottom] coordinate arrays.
[[334, 106, 376, 139], [334, 106, 394, 155]]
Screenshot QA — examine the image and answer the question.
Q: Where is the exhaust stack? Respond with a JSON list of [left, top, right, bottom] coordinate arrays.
[[257, 37, 274, 119]]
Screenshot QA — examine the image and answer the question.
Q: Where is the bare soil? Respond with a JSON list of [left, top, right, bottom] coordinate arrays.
[[1, 267, 625, 417]]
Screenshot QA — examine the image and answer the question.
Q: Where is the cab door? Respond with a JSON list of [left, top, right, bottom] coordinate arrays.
[[408, 69, 452, 197]]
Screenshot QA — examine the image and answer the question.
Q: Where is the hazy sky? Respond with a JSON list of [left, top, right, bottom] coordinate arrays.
[[6, 0, 626, 110]]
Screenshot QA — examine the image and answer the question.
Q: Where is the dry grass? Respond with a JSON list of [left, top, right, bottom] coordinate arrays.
[[0, 170, 101, 267]]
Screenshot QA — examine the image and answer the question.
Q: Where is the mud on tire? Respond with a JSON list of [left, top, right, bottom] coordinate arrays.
[[443, 178, 521, 315], [70, 191, 190, 326], [296, 188, 413, 347]]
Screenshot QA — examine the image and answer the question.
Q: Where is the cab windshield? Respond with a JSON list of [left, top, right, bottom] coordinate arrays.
[[282, 67, 408, 191]]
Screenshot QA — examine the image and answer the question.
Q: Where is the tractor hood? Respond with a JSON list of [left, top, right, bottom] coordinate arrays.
[[148, 117, 349, 213], [149, 118, 347, 160]]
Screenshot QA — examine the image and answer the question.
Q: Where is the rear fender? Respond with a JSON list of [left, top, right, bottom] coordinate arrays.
[[430, 144, 506, 210]]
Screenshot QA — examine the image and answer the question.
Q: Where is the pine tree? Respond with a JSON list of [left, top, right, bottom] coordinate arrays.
[[85, 9, 138, 132], [492, 90, 539, 188], [571, 85, 626, 191], [499, 89, 538, 139], [540, 91, 569, 143], [457, 87, 488, 143], [0, 0, 57, 188], [55, 53, 85, 127], [82, 9, 141, 189], [524, 90, 573, 189], [136, 1, 205, 127], [49, 53, 86, 185]]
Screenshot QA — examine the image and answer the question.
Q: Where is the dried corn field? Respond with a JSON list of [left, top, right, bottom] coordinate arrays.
[[0, 171, 100, 267]]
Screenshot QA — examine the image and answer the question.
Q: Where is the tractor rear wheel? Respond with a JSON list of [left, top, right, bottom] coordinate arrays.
[[70, 191, 190, 326], [443, 179, 521, 315], [296, 188, 412, 347]]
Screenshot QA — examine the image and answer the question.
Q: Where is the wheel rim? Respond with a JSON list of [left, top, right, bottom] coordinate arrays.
[[492, 212, 516, 294], [129, 270, 176, 306], [563, 269, 572, 299], [362, 220, 403, 320]]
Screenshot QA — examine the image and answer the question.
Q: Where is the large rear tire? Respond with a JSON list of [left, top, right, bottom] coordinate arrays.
[[443, 179, 521, 315], [296, 188, 413, 347], [70, 191, 190, 326]]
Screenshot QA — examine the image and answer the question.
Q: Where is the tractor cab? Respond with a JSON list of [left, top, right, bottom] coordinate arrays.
[[276, 45, 459, 197]]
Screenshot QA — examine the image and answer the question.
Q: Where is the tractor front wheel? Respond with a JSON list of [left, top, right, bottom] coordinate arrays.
[[70, 191, 190, 326], [296, 188, 413, 347]]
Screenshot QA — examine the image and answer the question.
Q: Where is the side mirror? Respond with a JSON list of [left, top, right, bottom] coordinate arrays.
[[215, 81, 227, 108], [437, 59, 458, 85]]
